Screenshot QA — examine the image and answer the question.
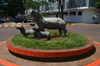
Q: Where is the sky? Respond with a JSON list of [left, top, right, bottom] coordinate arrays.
[[33, 0, 38, 1]]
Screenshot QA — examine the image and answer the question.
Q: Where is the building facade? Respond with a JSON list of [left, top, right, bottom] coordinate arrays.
[[39, 0, 100, 23]]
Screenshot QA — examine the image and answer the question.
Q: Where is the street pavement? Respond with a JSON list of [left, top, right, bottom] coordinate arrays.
[[0, 24, 32, 42], [0, 23, 100, 42], [67, 25, 100, 42]]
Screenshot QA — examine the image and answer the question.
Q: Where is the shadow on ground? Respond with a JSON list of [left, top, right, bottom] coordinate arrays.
[[9, 47, 96, 62]]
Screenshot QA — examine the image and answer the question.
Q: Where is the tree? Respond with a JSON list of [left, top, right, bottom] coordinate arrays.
[[0, 0, 25, 18], [59, 0, 65, 19], [48, 0, 64, 19], [95, 1, 100, 9], [40, 1, 48, 12], [6, 0, 25, 18], [24, 0, 40, 10], [24, 0, 33, 9], [32, 1, 40, 10], [0, 0, 8, 17]]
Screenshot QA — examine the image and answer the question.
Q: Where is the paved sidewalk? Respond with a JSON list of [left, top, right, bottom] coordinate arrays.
[[0, 41, 100, 66], [66, 23, 100, 26]]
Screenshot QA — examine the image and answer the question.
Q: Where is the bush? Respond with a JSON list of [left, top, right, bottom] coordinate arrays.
[[51, 11, 57, 15], [42, 13, 47, 16], [95, 1, 100, 9]]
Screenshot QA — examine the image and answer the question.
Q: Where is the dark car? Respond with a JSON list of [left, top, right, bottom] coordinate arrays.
[[0, 18, 4, 23], [13, 17, 27, 23]]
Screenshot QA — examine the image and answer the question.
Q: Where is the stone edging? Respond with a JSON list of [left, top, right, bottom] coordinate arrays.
[[6, 37, 94, 58]]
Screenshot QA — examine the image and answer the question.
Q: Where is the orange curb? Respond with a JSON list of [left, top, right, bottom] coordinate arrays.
[[84, 42, 100, 66], [84, 58, 100, 66], [0, 41, 6, 46], [0, 58, 21, 66], [6, 37, 94, 58], [94, 42, 100, 47], [6, 44, 94, 58]]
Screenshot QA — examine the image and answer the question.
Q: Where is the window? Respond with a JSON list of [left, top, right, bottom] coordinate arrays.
[[78, 11, 82, 16], [63, 12, 68, 15], [69, 12, 76, 15]]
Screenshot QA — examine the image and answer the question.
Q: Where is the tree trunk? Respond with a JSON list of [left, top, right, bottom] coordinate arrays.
[[58, 0, 64, 19], [61, 0, 64, 19], [61, 5, 63, 19], [58, 0, 61, 18]]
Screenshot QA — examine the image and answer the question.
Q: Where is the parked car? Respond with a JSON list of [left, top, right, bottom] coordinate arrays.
[[3, 18, 9, 22], [13, 17, 27, 23], [0, 18, 4, 23]]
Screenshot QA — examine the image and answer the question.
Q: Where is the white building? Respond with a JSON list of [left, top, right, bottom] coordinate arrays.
[[39, 0, 100, 23]]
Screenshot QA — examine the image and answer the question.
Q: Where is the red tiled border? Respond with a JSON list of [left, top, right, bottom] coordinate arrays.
[[6, 37, 94, 58]]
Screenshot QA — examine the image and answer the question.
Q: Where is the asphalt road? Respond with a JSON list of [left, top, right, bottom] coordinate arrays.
[[0, 25, 100, 42], [0, 25, 32, 42], [67, 25, 100, 42]]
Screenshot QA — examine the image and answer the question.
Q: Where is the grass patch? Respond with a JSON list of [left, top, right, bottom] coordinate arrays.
[[12, 31, 88, 50]]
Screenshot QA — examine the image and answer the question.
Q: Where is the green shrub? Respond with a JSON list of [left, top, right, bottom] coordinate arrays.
[[51, 11, 57, 15], [95, 1, 100, 9]]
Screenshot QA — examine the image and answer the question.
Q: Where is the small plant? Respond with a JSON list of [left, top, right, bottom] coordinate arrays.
[[93, 14, 98, 20], [51, 11, 57, 15], [42, 13, 47, 16]]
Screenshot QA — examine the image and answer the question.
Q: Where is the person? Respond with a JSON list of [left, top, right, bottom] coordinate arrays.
[[93, 14, 98, 20], [11, 18, 14, 22], [56, 13, 58, 17], [24, 17, 27, 23]]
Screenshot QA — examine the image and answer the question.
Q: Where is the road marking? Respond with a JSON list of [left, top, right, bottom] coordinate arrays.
[[4, 25, 8, 27], [94, 41, 100, 45], [23, 25, 26, 26], [0, 58, 21, 66], [94, 42, 100, 47], [84, 58, 100, 66], [84, 42, 100, 66], [4, 25, 29, 27], [18, 23, 21, 24], [0, 41, 6, 46], [11, 25, 15, 27], [0, 41, 5, 43], [0, 41, 21, 66], [0, 25, 2, 27]]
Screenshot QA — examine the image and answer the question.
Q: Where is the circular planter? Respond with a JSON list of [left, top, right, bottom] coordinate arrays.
[[6, 37, 94, 58]]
